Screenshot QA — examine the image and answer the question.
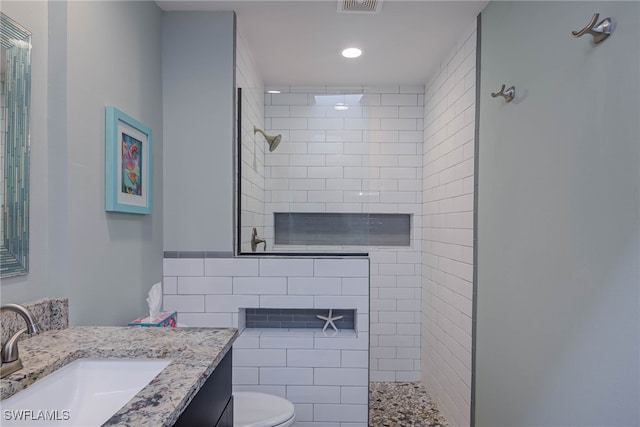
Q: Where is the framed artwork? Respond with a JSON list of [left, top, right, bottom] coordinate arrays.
[[105, 106, 152, 214]]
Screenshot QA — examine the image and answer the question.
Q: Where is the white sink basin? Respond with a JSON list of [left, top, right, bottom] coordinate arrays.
[[0, 358, 172, 426]]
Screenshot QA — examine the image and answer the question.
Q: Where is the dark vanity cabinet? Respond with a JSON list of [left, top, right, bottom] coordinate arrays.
[[215, 396, 233, 427], [174, 348, 233, 427]]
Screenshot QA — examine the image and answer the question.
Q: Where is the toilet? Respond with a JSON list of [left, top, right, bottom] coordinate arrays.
[[233, 391, 296, 427]]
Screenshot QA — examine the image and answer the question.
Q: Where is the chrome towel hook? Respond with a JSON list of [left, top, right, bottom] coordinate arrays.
[[571, 13, 614, 44], [491, 84, 515, 103]]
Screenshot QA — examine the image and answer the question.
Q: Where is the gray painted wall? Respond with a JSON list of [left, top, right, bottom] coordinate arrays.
[[2, 1, 164, 326], [64, 1, 164, 325], [475, 2, 639, 426], [162, 12, 236, 253]]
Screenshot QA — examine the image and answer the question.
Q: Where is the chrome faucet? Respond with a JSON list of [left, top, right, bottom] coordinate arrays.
[[1, 304, 39, 378]]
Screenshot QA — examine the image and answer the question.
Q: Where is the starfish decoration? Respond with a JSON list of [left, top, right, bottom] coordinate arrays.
[[316, 309, 343, 333]]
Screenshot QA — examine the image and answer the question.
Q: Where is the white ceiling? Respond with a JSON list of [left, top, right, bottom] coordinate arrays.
[[156, 0, 487, 86]]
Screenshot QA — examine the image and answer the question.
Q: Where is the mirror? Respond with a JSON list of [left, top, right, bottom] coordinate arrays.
[[0, 12, 31, 278]]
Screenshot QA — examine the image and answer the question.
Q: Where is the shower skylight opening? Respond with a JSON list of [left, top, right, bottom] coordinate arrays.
[[314, 94, 363, 106]]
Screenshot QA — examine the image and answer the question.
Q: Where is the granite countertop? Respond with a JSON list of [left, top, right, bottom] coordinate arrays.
[[0, 326, 238, 426]]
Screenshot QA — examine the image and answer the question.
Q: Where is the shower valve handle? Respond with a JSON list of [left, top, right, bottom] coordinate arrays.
[[251, 227, 267, 252]]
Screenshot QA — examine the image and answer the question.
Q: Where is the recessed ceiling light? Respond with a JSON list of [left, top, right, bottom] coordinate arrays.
[[334, 103, 349, 111], [267, 90, 281, 94], [341, 47, 362, 59]]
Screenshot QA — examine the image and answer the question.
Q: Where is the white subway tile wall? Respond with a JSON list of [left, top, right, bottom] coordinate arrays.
[[163, 257, 370, 427], [263, 86, 424, 382], [422, 22, 476, 427], [237, 25, 266, 253]]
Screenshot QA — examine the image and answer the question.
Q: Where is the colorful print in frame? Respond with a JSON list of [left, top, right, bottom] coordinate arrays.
[[105, 106, 152, 214]]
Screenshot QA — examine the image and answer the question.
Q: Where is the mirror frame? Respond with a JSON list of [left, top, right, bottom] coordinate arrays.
[[1, 12, 31, 278]]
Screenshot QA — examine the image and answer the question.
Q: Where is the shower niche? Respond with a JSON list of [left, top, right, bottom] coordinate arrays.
[[236, 86, 418, 255], [274, 212, 410, 247]]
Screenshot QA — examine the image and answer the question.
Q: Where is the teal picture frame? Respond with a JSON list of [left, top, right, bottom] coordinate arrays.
[[105, 106, 152, 214]]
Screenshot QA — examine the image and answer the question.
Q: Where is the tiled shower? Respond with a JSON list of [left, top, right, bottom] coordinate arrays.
[[163, 18, 476, 427]]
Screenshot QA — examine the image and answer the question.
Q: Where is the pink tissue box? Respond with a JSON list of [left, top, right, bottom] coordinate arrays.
[[128, 311, 177, 328]]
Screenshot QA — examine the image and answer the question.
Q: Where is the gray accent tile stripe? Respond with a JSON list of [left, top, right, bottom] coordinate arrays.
[[163, 251, 234, 259], [238, 252, 369, 257], [471, 14, 481, 427]]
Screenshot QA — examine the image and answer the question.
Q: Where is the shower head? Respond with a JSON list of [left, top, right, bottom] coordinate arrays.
[[254, 126, 282, 152]]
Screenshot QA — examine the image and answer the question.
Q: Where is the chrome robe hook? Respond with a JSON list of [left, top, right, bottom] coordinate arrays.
[[491, 84, 515, 103], [571, 13, 614, 44]]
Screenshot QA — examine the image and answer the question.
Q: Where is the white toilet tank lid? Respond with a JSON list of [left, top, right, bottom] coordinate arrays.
[[234, 392, 295, 427]]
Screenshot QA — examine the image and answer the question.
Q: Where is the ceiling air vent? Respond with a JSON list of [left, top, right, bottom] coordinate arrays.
[[338, 0, 382, 14]]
